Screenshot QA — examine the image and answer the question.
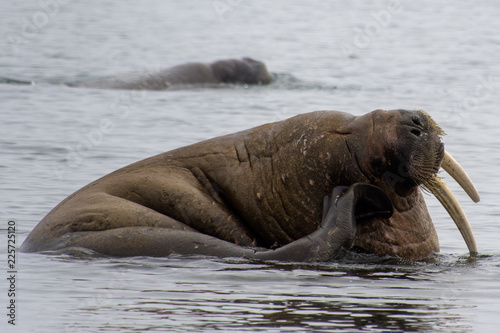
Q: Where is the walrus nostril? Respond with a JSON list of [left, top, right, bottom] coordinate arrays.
[[411, 129, 421, 137]]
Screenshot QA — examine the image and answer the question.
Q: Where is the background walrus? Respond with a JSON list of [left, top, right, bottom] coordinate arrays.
[[21, 109, 479, 261], [66, 57, 273, 90]]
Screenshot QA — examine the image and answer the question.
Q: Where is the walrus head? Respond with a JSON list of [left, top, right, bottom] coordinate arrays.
[[343, 109, 479, 259], [211, 57, 272, 85]]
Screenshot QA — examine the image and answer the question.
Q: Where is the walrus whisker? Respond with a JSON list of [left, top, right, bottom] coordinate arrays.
[[422, 175, 477, 254]]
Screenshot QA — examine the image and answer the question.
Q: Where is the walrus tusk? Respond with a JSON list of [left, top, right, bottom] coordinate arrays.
[[441, 151, 480, 203], [423, 175, 477, 254]]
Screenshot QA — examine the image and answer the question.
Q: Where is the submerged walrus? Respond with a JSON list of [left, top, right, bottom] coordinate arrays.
[[66, 57, 272, 90], [21, 109, 480, 261]]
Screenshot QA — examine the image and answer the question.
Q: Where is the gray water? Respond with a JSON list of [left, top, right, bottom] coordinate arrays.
[[1, 1, 500, 332]]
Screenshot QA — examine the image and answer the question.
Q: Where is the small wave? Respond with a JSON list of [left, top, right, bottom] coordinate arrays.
[[0, 76, 36, 85], [271, 73, 361, 92], [0, 73, 362, 93]]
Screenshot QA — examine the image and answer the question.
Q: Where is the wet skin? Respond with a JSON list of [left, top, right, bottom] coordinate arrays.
[[21, 109, 446, 261]]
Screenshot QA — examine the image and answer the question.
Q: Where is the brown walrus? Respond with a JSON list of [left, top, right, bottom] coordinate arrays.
[[20, 109, 479, 261], [66, 57, 272, 90]]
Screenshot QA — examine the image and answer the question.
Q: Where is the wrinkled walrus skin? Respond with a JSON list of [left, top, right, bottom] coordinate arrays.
[[66, 57, 272, 90], [21, 109, 444, 261]]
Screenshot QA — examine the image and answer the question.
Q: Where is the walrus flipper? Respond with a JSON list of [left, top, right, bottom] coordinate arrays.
[[250, 183, 393, 262]]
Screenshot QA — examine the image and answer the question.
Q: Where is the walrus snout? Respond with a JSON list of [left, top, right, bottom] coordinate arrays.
[[404, 110, 445, 185]]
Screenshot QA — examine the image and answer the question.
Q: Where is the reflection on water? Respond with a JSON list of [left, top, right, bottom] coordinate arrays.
[[16, 253, 479, 333]]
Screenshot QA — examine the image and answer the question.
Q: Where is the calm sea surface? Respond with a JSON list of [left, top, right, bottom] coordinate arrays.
[[1, 1, 500, 332]]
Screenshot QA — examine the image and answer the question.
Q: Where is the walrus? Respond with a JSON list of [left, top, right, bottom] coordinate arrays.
[[21, 109, 480, 261], [65, 57, 272, 90]]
